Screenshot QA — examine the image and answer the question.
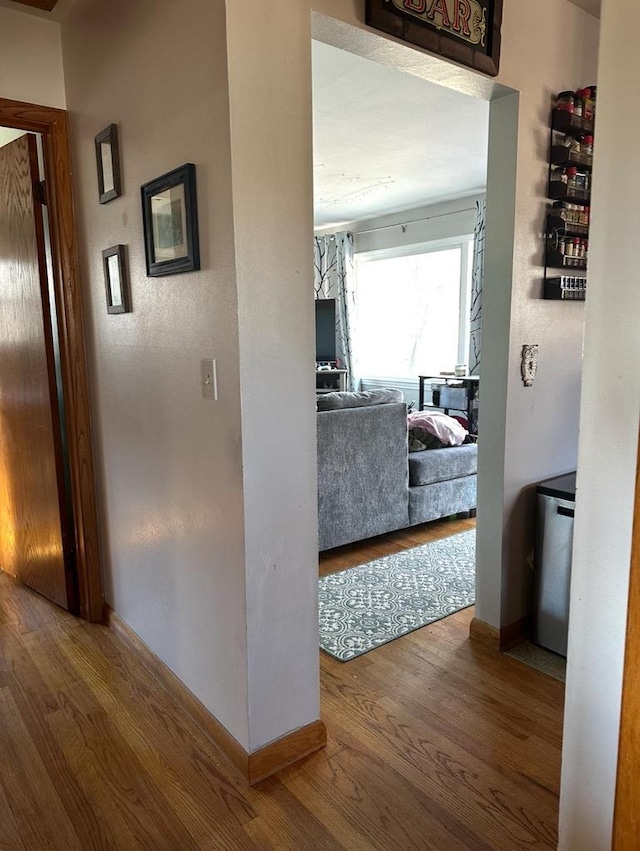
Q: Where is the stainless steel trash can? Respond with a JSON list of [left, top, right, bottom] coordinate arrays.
[[533, 472, 576, 657]]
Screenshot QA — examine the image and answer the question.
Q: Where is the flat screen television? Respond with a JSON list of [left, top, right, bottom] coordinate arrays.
[[315, 298, 337, 363]]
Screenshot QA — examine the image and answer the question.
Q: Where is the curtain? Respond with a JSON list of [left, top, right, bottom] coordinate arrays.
[[468, 198, 486, 376], [313, 231, 356, 390]]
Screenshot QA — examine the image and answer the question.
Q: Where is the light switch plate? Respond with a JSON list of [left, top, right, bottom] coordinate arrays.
[[201, 358, 217, 401]]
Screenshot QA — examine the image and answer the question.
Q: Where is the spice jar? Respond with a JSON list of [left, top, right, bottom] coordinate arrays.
[[556, 91, 575, 113], [574, 90, 584, 118], [583, 135, 593, 156], [582, 89, 593, 121], [562, 134, 581, 153]]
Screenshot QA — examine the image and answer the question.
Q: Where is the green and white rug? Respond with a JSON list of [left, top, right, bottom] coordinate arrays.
[[319, 529, 476, 661]]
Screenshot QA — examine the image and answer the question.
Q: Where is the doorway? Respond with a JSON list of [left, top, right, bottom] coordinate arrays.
[[312, 38, 490, 658], [0, 97, 103, 622], [309, 15, 520, 647]]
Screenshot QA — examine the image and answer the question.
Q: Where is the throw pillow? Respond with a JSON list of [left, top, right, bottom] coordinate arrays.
[[407, 410, 468, 448]]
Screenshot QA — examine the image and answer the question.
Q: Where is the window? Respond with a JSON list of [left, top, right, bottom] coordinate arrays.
[[354, 239, 472, 379]]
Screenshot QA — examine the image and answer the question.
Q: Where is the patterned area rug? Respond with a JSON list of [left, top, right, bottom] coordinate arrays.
[[319, 530, 475, 661]]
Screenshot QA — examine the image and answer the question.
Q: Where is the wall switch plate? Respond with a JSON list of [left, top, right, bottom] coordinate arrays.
[[201, 358, 217, 401]]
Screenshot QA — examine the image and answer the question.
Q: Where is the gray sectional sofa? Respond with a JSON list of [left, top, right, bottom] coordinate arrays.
[[317, 390, 477, 551]]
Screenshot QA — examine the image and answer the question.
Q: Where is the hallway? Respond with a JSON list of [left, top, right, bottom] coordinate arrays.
[[0, 521, 563, 849]]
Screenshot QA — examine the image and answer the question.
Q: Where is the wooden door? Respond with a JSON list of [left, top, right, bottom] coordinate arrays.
[[0, 133, 75, 611], [613, 428, 640, 848]]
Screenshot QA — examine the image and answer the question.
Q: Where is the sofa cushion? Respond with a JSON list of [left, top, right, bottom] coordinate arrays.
[[409, 475, 477, 526], [408, 444, 478, 487], [316, 387, 403, 411]]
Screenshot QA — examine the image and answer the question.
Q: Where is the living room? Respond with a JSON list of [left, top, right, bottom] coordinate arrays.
[[311, 40, 488, 588], [312, 39, 488, 411]]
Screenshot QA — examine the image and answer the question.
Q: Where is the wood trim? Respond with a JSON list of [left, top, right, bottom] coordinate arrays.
[[105, 606, 327, 785], [500, 616, 529, 651], [613, 428, 640, 850], [0, 97, 103, 622], [469, 616, 529, 651], [469, 617, 500, 649], [249, 720, 327, 785]]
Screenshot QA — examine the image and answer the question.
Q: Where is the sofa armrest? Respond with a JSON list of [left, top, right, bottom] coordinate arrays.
[[317, 402, 408, 551]]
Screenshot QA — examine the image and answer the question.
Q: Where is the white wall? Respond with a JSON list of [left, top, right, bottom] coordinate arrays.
[[61, 0, 251, 748], [315, 195, 480, 250], [0, 6, 65, 108], [225, 0, 321, 751], [494, 4, 599, 626], [61, 0, 321, 754], [352, 195, 480, 254], [559, 0, 640, 845]]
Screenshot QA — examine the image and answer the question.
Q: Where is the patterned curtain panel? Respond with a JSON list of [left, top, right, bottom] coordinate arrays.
[[313, 231, 356, 390], [468, 198, 486, 376]]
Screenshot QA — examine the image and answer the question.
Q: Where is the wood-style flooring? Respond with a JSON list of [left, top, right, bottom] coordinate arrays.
[[0, 518, 564, 850]]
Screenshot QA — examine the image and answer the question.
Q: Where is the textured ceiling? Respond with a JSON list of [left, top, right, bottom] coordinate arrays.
[[312, 41, 489, 229]]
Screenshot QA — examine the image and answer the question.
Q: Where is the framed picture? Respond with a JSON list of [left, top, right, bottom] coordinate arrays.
[[102, 245, 130, 314], [95, 124, 122, 204], [140, 163, 200, 277], [365, 0, 503, 78]]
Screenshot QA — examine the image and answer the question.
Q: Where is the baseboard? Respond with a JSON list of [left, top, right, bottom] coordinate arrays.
[[499, 616, 529, 651], [248, 719, 327, 785], [469, 616, 530, 652], [469, 617, 500, 648], [104, 606, 326, 785]]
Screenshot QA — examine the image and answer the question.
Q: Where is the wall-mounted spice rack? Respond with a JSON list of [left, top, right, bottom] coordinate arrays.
[[544, 89, 596, 300], [546, 215, 589, 238], [545, 248, 588, 271], [551, 109, 594, 135], [547, 183, 591, 204], [544, 276, 587, 301], [550, 146, 593, 171]]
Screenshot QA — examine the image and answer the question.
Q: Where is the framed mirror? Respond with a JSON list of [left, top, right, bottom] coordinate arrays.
[[95, 123, 122, 204], [102, 244, 130, 314]]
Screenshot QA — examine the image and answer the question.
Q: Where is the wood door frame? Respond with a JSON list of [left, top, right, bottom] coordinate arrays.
[[613, 427, 640, 848], [0, 96, 103, 622], [613, 430, 640, 851]]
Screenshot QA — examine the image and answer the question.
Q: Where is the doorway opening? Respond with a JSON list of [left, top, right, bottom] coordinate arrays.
[[0, 98, 103, 622], [309, 15, 519, 654]]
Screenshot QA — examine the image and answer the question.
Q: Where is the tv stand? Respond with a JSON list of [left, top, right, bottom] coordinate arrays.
[[316, 369, 347, 394]]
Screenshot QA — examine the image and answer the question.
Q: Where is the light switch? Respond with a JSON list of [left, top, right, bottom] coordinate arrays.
[[201, 358, 217, 401]]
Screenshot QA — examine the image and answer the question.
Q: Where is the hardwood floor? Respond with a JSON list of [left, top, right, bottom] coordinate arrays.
[[0, 518, 564, 850]]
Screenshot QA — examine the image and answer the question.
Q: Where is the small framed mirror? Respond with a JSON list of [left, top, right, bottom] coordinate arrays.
[[102, 244, 130, 314], [95, 123, 122, 204]]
